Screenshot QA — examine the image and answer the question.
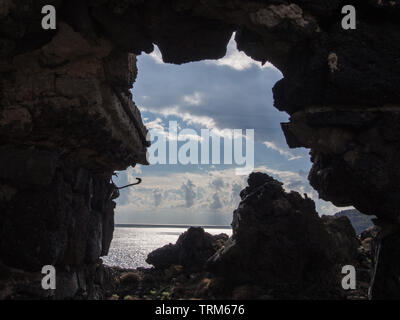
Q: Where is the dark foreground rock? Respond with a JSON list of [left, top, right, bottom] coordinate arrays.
[[0, 173, 373, 300], [146, 227, 228, 272], [116, 173, 372, 300], [0, 259, 119, 300], [320, 215, 360, 263], [107, 220, 373, 301], [206, 173, 361, 299]]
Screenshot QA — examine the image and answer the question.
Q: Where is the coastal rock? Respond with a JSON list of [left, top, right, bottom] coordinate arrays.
[[207, 173, 358, 298], [119, 271, 141, 288], [320, 215, 359, 263], [146, 227, 228, 272]]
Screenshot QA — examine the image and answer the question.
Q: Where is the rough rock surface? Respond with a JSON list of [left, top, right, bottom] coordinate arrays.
[[89, 218, 373, 301], [1, 0, 400, 298], [146, 227, 228, 272], [0, 3, 149, 299], [320, 215, 360, 263], [115, 173, 370, 300], [207, 173, 358, 299]]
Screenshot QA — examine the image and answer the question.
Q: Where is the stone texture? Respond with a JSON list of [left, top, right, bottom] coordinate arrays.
[[207, 173, 358, 299], [282, 108, 400, 223], [0, 0, 400, 299], [0, 149, 115, 271], [146, 227, 228, 272], [0, 3, 150, 298], [320, 215, 359, 263]]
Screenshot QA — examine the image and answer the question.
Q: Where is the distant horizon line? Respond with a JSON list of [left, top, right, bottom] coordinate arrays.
[[115, 223, 232, 229]]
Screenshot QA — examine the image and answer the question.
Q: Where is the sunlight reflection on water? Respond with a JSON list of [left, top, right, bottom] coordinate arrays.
[[102, 227, 232, 269]]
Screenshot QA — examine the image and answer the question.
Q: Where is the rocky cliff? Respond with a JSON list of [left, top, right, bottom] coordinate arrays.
[[206, 173, 360, 299], [1, 0, 399, 299], [0, 1, 149, 299]]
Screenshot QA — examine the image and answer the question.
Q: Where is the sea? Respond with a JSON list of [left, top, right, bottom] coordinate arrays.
[[101, 225, 232, 269]]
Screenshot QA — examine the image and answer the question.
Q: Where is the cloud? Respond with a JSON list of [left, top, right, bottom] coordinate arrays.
[[115, 33, 348, 225], [182, 179, 196, 208], [211, 177, 225, 190], [149, 46, 163, 64], [231, 183, 243, 201], [205, 34, 276, 71], [114, 167, 246, 224], [133, 33, 287, 148], [115, 165, 302, 217], [144, 117, 164, 131], [298, 169, 308, 178], [141, 105, 216, 129], [182, 92, 203, 106], [154, 191, 162, 207], [210, 193, 223, 210], [114, 164, 348, 225], [131, 165, 142, 175], [263, 141, 304, 161]]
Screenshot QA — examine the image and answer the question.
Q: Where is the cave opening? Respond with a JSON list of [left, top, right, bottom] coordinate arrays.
[[2, 1, 398, 300], [102, 34, 351, 270]]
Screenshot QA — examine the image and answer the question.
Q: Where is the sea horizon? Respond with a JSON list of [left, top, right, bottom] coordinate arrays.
[[103, 225, 232, 269], [115, 223, 232, 229]]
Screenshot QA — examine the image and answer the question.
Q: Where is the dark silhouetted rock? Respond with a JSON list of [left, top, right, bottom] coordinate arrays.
[[320, 215, 359, 263], [207, 172, 358, 299], [146, 227, 228, 272]]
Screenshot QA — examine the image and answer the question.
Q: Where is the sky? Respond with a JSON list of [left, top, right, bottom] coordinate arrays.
[[113, 34, 349, 225]]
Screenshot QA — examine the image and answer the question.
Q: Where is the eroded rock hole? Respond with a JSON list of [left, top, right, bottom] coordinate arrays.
[[100, 38, 373, 300], [1, 0, 399, 300]]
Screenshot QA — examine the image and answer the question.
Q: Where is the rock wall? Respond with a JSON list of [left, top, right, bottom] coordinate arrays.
[[1, 0, 400, 298], [0, 2, 148, 299]]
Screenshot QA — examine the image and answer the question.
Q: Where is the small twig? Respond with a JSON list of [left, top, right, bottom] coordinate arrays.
[[108, 178, 142, 201], [117, 178, 142, 190]]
